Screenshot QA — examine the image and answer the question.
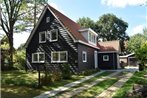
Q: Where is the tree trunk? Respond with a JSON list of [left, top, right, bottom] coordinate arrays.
[[8, 31, 14, 68]]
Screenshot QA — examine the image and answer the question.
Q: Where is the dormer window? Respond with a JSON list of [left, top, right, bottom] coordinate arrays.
[[47, 29, 58, 42], [79, 28, 97, 46], [39, 31, 46, 43], [46, 17, 50, 23], [88, 32, 97, 45]]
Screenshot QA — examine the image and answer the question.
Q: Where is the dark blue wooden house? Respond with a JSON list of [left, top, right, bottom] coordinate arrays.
[[25, 4, 121, 73]]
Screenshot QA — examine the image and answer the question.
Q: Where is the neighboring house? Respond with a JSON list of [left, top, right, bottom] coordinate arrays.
[[120, 53, 138, 66], [25, 4, 121, 73]]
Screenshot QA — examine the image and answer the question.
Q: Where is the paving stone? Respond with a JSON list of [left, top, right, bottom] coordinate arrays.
[[34, 71, 105, 98], [56, 70, 122, 98], [96, 72, 134, 98]]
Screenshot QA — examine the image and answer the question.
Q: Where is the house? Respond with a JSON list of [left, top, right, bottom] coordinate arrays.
[[120, 53, 138, 66], [25, 4, 121, 73]]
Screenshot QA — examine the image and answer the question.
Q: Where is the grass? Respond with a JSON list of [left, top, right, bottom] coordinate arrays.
[[1, 70, 98, 98], [54, 71, 113, 96], [73, 72, 124, 98], [112, 68, 147, 98]]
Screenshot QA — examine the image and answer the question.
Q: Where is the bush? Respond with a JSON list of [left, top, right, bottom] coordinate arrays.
[[80, 68, 100, 76], [62, 64, 72, 79], [41, 71, 62, 85], [14, 50, 26, 70]]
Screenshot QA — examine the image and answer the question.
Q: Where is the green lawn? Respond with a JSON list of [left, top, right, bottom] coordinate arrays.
[[73, 72, 124, 98], [1, 70, 95, 98], [113, 69, 147, 98], [54, 71, 113, 97]]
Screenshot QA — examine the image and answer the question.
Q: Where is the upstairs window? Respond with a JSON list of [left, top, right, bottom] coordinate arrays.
[[39, 31, 46, 43], [46, 17, 50, 23], [88, 32, 96, 44], [47, 29, 58, 42], [103, 55, 109, 61], [32, 52, 45, 63], [82, 51, 87, 62], [51, 51, 68, 63]]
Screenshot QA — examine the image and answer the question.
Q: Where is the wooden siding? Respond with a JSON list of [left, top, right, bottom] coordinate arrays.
[[98, 53, 118, 69], [26, 9, 78, 73], [77, 43, 98, 71]]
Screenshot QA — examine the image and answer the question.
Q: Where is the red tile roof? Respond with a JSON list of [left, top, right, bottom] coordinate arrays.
[[98, 40, 120, 52], [48, 5, 87, 42]]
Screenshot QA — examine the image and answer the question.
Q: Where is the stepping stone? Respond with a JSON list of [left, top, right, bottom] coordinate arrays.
[[95, 72, 134, 98], [57, 71, 122, 98], [34, 71, 105, 98]]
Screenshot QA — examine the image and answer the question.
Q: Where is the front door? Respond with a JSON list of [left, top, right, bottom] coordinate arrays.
[[94, 51, 98, 69]]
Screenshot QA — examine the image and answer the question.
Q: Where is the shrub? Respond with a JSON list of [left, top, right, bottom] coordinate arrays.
[[62, 64, 72, 79], [80, 68, 100, 76], [14, 50, 26, 70], [41, 71, 62, 85]]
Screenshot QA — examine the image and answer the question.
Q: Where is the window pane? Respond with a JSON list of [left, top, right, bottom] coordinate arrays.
[[82, 52, 87, 62], [33, 54, 38, 62], [47, 31, 50, 40], [46, 17, 50, 23], [39, 53, 44, 62], [52, 52, 58, 61], [83, 53, 86, 61], [51, 30, 57, 41], [40, 32, 46, 42], [103, 55, 109, 61], [60, 52, 67, 61]]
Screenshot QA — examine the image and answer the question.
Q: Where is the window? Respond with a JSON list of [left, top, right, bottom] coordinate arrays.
[[32, 52, 45, 63], [82, 51, 87, 62], [47, 29, 58, 42], [103, 55, 109, 61], [51, 51, 68, 63], [46, 17, 50, 23], [39, 31, 46, 43], [88, 32, 96, 44]]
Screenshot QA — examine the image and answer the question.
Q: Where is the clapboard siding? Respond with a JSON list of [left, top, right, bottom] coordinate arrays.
[[77, 44, 98, 71], [98, 53, 117, 69], [26, 9, 78, 73]]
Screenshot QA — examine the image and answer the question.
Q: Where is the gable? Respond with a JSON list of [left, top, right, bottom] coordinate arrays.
[[25, 5, 99, 50]]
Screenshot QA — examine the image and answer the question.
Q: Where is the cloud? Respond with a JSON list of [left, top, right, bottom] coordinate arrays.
[[129, 25, 146, 36], [101, 0, 146, 8]]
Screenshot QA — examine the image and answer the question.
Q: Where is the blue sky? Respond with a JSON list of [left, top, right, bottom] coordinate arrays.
[[49, 0, 147, 36], [1, 0, 146, 48]]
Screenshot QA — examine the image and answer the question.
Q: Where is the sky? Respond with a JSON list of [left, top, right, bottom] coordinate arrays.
[[1, 0, 147, 48]]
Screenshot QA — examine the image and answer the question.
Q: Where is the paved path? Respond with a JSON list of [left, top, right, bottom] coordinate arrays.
[[34, 71, 105, 98], [56, 70, 122, 98], [95, 72, 134, 98]]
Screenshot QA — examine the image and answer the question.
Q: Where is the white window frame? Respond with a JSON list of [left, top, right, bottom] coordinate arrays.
[[39, 31, 46, 43], [47, 29, 58, 42], [46, 17, 50, 23], [82, 51, 87, 62], [88, 32, 96, 45], [103, 55, 109, 61], [51, 51, 68, 63], [32, 52, 45, 63]]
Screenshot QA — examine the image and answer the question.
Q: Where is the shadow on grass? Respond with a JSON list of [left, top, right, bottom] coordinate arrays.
[[1, 85, 43, 98]]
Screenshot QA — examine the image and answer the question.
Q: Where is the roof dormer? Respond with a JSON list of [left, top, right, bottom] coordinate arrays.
[[79, 28, 98, 46]]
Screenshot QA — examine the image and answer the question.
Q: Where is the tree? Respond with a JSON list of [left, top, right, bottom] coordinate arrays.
[[127, 30, 147, 52], [77, 17, 96, 30], [0, 0, 25, 67], [135, 42, 147, 64], [96, 13, 129, 41]]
